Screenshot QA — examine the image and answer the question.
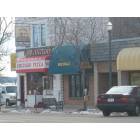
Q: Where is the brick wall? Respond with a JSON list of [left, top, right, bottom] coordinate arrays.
[[97, 61, 117, 73], [63, 74, 94, 106]]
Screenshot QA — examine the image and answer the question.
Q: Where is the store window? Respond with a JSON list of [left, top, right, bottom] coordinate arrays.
[[43, 75, 53, 90], [130, 73, 140, 86], [27, 73, 43, 95], [69, 75, 82, 98]]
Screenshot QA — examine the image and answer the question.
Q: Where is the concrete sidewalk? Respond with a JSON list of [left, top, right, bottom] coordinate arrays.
[[0, 104, 100, 114], [63, 104, 82, 113], [63, 104, 99, 113]]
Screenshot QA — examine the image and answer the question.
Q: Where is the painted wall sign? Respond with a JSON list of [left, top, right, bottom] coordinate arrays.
[[16, 56, 50, 73], [15, 26, 31, 47]]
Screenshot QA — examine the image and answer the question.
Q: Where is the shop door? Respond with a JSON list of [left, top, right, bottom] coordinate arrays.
[[20, 76, 25, 106]]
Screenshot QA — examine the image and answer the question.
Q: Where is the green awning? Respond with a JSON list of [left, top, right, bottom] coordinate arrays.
[[48, 45, 80, 74]]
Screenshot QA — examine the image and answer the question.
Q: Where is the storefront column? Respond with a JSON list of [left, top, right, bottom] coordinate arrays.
[[118, 70, 122, 86], [93, 62, 98, 107], [24, 74, 27, 107], [17, 74, 21, 107], [53, 74, 62, 101]]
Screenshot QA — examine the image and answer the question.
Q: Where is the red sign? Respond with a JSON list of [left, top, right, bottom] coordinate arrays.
[[16, 56, 50, 73]]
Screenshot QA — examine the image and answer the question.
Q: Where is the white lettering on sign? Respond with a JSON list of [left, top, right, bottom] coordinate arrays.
[[58, 62, 71, 67], [16, 56, 50, 72]]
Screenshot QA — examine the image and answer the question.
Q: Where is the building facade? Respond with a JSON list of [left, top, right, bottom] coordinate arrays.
[[15, 17, 109, 107], [15, 18, 63, 107], [90, 37, 140, 106]]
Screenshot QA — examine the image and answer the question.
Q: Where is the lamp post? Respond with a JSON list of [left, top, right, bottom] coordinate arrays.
[[107, 21, 112, 89]]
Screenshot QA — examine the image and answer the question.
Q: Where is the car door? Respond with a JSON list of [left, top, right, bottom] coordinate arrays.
[[134, 87, 140, 106]]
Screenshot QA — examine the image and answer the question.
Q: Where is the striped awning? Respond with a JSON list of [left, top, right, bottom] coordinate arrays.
[[117, 47, 140, 71]]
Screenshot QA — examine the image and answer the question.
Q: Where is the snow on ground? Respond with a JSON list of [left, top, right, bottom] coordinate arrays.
[[0, 107, 103, 116], [41, 109, 64, 114], [20, 109, 32, 114], [72, 110, 102, 115], [10, 110, 22, 114]]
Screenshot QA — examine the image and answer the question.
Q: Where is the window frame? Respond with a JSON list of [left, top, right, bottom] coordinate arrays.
[[69, 74, 83, 98], [31, 24, 47, 48]]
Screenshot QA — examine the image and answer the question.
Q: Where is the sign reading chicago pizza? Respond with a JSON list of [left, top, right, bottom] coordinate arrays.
[[15, 26, 31, 47], [16, 56, 50, 73]]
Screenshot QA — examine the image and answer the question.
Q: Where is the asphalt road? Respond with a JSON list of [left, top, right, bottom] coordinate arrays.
[[0, 112, 140, 123]]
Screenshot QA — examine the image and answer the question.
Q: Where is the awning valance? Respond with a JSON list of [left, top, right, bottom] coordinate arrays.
[[16, 56, 50, 73], [117, 47, 140, 71]]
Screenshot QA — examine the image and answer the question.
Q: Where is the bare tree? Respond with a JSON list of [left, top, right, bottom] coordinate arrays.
[[0, 17, 13, 71], [46, 17, 108, 47]]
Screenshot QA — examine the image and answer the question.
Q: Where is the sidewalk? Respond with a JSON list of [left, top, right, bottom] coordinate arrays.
[[0, 104, 101, 114], [63, 104, 82, 113], [63, 104, 100, 113]]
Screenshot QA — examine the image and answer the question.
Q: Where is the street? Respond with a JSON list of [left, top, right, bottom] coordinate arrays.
[[0, 111, 140, 123]]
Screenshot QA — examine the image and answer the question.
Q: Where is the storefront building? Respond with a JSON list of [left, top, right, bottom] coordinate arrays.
[[16, 47, 63, 107], [15, 18, 93, 107], [49, 45, 94, 106], [90, 37, 140, 106], [15, 18, 93, 108], [15, 18, 63, 107], [117, 47, 140, 86]]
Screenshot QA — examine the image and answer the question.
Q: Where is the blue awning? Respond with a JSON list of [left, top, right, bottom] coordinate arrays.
[[48, 45, 80, 74]]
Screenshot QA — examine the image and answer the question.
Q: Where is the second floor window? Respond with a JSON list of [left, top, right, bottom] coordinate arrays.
[[41, 24, 46, 46], [33, 24, 40, 47], [32, 24, 46, 47]]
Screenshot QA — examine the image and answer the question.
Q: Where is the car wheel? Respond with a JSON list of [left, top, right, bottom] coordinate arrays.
[[134, 105, 140, 116], [103, 111, 110, 116]]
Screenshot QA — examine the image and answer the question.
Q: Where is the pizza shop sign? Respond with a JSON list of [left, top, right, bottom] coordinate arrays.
[[16, 56, 50, 73]]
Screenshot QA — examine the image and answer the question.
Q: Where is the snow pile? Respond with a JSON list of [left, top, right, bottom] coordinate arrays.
[[41, 109, 51, 114], [40, 109, 64, 114], [71, 110, 102, 115], [10, 110, 21, 114], [21, 109, 32, 114], [49, 105, 57, 109], [71, 112, 79, 115], [50, 111, 63, 114], [79, 111, 94, 115]]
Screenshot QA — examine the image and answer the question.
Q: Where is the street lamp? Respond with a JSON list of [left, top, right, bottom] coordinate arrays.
[[107, 21, 113, 89]]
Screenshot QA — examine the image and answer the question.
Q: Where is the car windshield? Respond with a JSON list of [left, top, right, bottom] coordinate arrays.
[[6, 86, 17, 93], [106, 86, 134, 95]]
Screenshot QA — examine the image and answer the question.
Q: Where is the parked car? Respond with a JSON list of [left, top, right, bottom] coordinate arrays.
[[0, 84, 17, 106], [97, 86, 140, 116]]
